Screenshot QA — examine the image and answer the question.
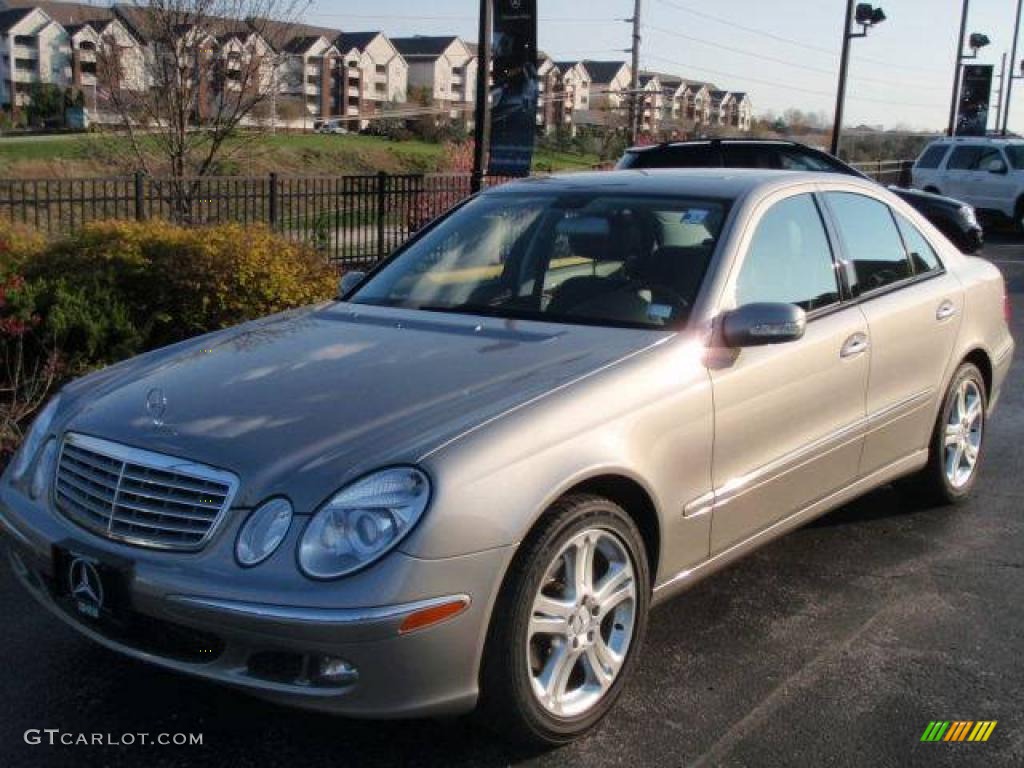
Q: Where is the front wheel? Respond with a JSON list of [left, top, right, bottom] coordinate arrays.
[[479, 494, 650, 746]]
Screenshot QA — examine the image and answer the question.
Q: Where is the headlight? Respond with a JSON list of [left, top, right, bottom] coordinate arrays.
[[236, 498, 293, 566], [298, 467, 430, 579], [30, 439, 57, 500], [957, 205, 979, 228], [11, 395, 61, 481]]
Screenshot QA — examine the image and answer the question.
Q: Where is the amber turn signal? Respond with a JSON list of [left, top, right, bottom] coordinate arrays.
[[398, 597, 470, 635]]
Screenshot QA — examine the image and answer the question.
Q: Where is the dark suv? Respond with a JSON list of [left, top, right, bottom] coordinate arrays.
[[617, 140, 983, 253]]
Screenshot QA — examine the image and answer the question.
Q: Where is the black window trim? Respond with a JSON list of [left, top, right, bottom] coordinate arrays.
[[816, 190, 946, 309]]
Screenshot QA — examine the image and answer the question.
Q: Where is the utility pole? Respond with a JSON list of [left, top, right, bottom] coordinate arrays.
[[831, 0, 857, 156], [947, 0, 971, 136], [628, 0, 642, 144], [471, 0, 493, 193], [994, 52, 1007, 132], [1004, 0, 1023, 135]]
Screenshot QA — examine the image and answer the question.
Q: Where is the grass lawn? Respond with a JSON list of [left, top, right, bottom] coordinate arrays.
[[0, 131, 600, 179]]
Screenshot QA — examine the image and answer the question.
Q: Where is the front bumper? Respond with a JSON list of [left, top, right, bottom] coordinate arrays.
[[1, 483, 515, 718]]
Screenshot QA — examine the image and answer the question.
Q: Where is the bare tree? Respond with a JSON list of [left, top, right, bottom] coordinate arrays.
[[96, 0, 308, 218]]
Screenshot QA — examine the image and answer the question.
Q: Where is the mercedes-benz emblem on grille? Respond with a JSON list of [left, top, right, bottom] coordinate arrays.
[[69, 558, 104, 618], [146, 387, 168, 426]]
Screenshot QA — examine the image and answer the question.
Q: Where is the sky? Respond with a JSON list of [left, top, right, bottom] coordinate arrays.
[[307, 0, 1023, 133]]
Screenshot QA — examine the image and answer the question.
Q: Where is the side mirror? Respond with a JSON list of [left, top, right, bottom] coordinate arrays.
[[338, 271, 366, 298], [987, 160, 1008, 175], [722, 302, 807, 347]]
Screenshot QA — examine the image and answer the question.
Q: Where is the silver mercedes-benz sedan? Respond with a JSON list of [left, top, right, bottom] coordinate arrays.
[[1, 170, 1014, 745]]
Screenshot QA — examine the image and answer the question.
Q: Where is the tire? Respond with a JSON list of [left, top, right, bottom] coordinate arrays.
[[478, 494, 650, 747], [901, 362, 987, 506], [1015, 197, 1024, 235]]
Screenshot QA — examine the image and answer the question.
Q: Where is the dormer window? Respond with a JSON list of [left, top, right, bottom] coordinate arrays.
[[79, 41, 97, 52]]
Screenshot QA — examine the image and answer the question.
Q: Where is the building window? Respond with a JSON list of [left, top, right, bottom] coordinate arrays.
[[79, 41, 97, 51], [80, 61, 97, 75], [14, 35, 36, 47], [374, 82, 386, 94], [375, 64, 386, 75], [14, 59, 36, 72]]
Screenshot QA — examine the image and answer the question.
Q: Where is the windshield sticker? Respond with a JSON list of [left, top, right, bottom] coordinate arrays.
[[681, 209, 710, 225], [648, 303, 673, 321]]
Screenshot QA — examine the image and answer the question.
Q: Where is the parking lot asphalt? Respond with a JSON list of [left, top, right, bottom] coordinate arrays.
[[2, 236, 1023, 768]]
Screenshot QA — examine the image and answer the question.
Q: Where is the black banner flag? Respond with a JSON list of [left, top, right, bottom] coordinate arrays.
[[487, 0, 539, 176]]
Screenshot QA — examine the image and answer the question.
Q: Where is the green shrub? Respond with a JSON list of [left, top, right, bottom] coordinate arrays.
[[27, 220, 338, 350], [1, 219, 338, 461]]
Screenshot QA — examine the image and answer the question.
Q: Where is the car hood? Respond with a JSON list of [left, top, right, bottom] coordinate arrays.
[[62, 302, 669, 511]]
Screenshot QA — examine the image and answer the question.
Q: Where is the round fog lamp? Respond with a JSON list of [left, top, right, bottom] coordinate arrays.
[[236, 498, 293, 566], [30, 439, 57, 500]]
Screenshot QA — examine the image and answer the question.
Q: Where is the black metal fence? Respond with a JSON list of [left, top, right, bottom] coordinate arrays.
[[0, 172, 511, 269], [0, 162, 915, 269]]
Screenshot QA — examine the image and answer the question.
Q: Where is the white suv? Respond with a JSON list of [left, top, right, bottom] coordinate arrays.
[[912, 138, 1024, 230]]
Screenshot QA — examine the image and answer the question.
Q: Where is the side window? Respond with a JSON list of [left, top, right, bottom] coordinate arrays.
[[947, 146, 982, 170], [975, 147, 1006, 172], [916, 144, 949, 169], [734, 194, 840, 312], [895, 213, 942, 275], [825, 192, 912, 294]]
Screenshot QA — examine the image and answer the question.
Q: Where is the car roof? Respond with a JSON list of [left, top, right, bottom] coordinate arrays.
[[484, 168, 871, 200], [624, 138, 811, 153]]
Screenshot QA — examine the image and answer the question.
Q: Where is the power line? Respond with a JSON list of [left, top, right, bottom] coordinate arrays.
[[643, 53, 946, 109], [642, 22, 948, 91], [652, 0, 949, 76]]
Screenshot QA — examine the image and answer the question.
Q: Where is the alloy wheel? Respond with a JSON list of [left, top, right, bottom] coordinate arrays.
[[944, 378, 984, 489], [526, 528, 637, 718]]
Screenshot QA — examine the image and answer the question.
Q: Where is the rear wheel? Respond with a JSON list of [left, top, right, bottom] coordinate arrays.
[[479, 494, 650, 746], [902, 362, 987, 505], [1015, 197, 1024, 234]]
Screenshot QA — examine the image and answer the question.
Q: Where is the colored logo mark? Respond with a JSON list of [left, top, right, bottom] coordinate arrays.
[[921, 721, 997, 742]]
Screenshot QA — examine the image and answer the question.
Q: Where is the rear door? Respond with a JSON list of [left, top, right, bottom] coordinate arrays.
[[969, 147, 1016, 214], [708, 191, 869, 553], [822, 191, 962, 476], [941, 145, 983, 203]]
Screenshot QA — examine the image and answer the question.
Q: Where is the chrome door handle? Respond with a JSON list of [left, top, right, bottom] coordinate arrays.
[[840, 333, 870, 359], [936, 300, 958, 321]]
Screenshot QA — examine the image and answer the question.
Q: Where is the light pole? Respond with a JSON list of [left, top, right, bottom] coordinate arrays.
[[946, 0, 991, 135], [831, 2, 886, 157], [1003, 0, 1023, 135]]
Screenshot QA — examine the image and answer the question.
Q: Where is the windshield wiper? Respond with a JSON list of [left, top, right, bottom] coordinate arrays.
[[413, 303, 544, 321]]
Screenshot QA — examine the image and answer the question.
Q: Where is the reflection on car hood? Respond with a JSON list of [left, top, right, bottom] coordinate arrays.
[[63, 302, 670, 510]]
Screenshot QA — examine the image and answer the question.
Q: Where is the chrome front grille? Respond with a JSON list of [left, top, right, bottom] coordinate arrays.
[[54, 433, 238, 551]]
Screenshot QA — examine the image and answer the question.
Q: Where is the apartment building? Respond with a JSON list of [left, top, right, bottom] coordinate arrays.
[[392, 35, 476, 122], [575, 60, 630, 128], [337, 31, 407, 122], [637, 72, 662, 134]]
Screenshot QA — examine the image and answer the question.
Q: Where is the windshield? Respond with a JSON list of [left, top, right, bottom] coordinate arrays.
[[349, 192, 728, 329], [1005, 145, 1024, 170]]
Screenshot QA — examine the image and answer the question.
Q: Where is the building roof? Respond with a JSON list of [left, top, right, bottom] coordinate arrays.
[[582, 60, 628, 84], [0, 7, 35, 32], [336, 31, 383, 52], [4, 0, 113, 26], [281, 34, 324, 54], [392, 35, 461, 58]]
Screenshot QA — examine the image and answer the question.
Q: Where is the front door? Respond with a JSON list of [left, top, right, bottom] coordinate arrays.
[[709, 191, 869, 553]]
